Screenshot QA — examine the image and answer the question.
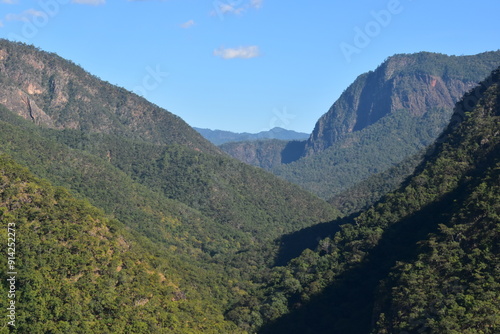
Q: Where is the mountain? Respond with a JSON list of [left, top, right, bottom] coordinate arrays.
[[0, 40, 338, 333], [328, 149, 426, 215], [0, 39, 217, 154], [221, 51, 500, 200], [3, 38, 499, 333], [305, 51, 500, 155], [194, 127, 309, 145], [219, 140, 288, 169], [256, 67, 500, 333], [0, 154, 240, 333]]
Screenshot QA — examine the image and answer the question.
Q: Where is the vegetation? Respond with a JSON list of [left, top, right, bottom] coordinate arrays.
[[328, 150, 425, 215], [221, 51, 500, 200], [0, 39, 217, 154], [220, 139, 289, 169], [0, 40, 337, 333], [0, 155, 240, 333], [1, 39, 500, 333], [274, 107, 451, 199], [257, 68, 500, 333]]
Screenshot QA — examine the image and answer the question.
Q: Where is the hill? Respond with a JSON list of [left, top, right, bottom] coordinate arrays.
[[0, 154, 240, 333], [256, 67, 500, 333], [195, 127, 309, 145], [221, 51, 500, 200], [0, 39, 217, 154], [0, 40, 338, 332]]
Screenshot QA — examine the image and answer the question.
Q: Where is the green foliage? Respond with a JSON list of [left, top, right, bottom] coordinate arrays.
[[329, 150, 426, 215], [0, 39, 217, 154], [274, 107, 451, 199], [220, 139, 289, 170], [258, 68, 500, 333], [222, 51, 500, 201], [0, 155, 240, 333], [0, 42, 337, 331]]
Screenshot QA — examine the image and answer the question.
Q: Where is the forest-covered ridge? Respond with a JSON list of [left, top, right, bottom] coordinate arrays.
[[257, 67, 500, 334]]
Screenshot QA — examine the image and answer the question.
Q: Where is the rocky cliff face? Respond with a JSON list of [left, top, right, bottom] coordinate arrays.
[[0, 40, 217, 153], [305, 52, 500, 155]]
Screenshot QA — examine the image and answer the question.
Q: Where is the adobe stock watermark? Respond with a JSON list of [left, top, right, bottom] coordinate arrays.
[[5, 221, 17, 327], [7, 0, 72, 43], [260, 107, 296, 132], [132, 65, 169, 99], [340, 0, 406, 63]]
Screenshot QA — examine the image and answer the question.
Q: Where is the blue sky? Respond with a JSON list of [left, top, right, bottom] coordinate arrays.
[[1, 0, 499, 133]]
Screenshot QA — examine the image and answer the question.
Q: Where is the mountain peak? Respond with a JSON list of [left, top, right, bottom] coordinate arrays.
[[0, 39, 217, 154], [305, 50, 500, 155]]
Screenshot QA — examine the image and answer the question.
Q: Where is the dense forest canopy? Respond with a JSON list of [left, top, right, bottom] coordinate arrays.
[[0, 39, 499, 333]]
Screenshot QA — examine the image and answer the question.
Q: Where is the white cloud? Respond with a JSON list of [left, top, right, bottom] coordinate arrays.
[[210, 3, 244, 16], [250, 0, 263, 9], [180, 19, 195, 29], [72, 0, 106, 5], [0, 20, 3, 28], [211, 0, 263, 17], [214, 46, 261, 59], [6, 9, 45, 22], [1, 0, 18, 4]]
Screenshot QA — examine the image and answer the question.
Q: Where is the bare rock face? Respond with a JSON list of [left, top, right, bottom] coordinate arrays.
[[305, 52, 500, 156], [0, 39, 217, 154]]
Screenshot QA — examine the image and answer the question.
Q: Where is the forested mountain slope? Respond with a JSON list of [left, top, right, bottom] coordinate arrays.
[[0, 39, 217, 154], [0, 155, 241, 333], [274, 51, 500, 199], [306, 51, 500, 154], [0, 40, 339, 333], [256, 68, 500, 333], [222, 51, 500, 200]]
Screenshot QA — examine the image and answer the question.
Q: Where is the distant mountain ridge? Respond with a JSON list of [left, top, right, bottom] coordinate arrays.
[[194, 127, 309, 145]]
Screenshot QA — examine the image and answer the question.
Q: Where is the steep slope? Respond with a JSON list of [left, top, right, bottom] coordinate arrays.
[[270, 51, 500, 199], [0, 39, 217, 154], [329, 150, 425, 215], [253, 68, 500, 333], [306, 51, 500, 154], [219, 139, 289, 169], [0, 39, 337, 248], [0, 39, 340, 332], [0, 155, 240, 334], [195, 127, 309, 145]]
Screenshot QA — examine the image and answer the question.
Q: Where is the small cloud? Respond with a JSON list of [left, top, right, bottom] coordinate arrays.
[[0, 20, 4, 28], [180, 19, 195, 29], [251, 0, 263, 9], [6, 9, 45, 22], [72, 0, 106, 5], [1, 0, 18, 4], [212, 3, 244, 16], [214, 46, 261, 59], [211, 0, 263, 17]]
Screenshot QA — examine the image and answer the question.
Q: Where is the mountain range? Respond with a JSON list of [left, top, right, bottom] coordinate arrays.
[[0, 39, 499, 333], [220, 51, 500, 201], [194, 127, 309, 145], [0, 39, 336, 333]]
